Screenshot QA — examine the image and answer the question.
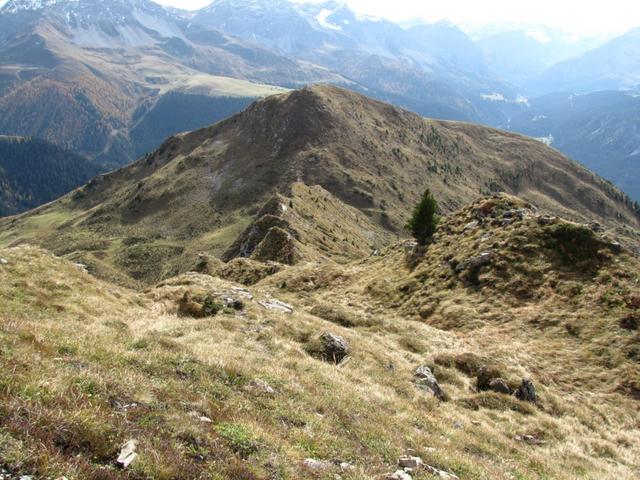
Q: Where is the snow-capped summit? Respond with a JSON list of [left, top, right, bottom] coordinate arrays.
[[1, 0, 72, 13]]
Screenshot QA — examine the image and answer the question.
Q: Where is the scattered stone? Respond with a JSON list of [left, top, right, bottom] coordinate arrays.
[[607, 240, 623, 253], [514, 379, 537, 403], [339, 461, 356, 472], [424, 465, 459, 479], [588, 221, 603, 232], [537, 215, 557, 226], [476, 364, 503, 391], [620, 315, 639, 331], [0, 258, 8, 265], [246, 378, 277, 395], [471, 420, 481, 426], [463, 220, 479, 231], [403, 241, 418, 254], [414, 365, 445, 400], [479, 233, 493, 243], [199, 416, 213, 423], [230, 286, 253, 299], [318, 332, 350, 364], [488, 378, 512, 395], [385, 470, 412, 480], [515, 435, 546, 445], [455, 252, 491, 273], [117, 439, 138, 468], [302, 458, 332, 471], [502, 209, 528, 221], [258, 298, 294, 314], [452, 421, 463, 429], [224, 297, 245, 310], [74, 263, 88, 273], [398, 455, 423, 469]]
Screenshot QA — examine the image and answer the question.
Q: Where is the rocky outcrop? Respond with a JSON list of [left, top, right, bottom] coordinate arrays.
[[222, 196, 303, 265], [489, 378, 512, 395], [414, 365, 445, 400], [514, 379, 537, 403], [307, 332, 350, 364]]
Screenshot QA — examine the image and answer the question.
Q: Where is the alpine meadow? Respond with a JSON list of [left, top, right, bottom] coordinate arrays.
[[0, 1, 639, 480]]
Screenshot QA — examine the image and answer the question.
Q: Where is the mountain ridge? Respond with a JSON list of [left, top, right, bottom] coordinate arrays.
[[2, 85, 638, 287]]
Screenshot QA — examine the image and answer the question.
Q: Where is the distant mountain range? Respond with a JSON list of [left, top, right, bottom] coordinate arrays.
[[475, 26, 605, 88], [0, 0, 639, 212], [527, 28, 640, 95], [0, 0, 331, 166]]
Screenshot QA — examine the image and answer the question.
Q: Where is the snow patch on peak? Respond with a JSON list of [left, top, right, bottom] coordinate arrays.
[[316, 8, 341, 31], [1, 0, 77, 13], [526, 29, 551, 44]]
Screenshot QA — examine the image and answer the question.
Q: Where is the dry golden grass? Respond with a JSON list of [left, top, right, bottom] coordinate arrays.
[[1, 192, 638, 479]]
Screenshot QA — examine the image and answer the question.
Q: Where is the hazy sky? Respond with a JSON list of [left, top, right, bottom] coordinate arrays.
[[152, 0, 640, 35]]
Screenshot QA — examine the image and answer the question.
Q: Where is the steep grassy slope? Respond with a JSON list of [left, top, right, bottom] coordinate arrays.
[[1, 85, 639, 287], [0, 136, 101, 216], [0, 194, 638, 479]]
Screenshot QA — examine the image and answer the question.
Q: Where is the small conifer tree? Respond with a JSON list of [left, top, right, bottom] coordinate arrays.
[[406, 189, 440, 245]]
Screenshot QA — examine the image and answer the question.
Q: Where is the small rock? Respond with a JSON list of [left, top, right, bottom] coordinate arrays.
[[414, 365, 445, 400], [455, 252, 491, 273], [199, 416, 213, 423], [452, 421, 463, 429], [398, 455, 423, 469], [589, 221, 603, 232], [537, 215, 557, 226], [303, 458, 332, 471], [424, 465, 459, 479], [0, 258, 8, 265], [515, 434, 546, 445], [319, 332, 350, 364], [385, 470, 412, 480], [246, 378, 277, 395], [463, 220, 479, 231], [620, 315, 639, 331], [403, 241, 418, 253], [471, 420, 481, 426], [224, 297, 245, 310], [258, 298, 294, 314], [339, 461, 355, 472], [479, 233, 493, 243], [74, 263, 88, 273], [117, 439, 139, 468], [488, 378, 512, 395], [502, 209, 528, 220], [230, 287, 253, 299], [514, 379, 537, 403]]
